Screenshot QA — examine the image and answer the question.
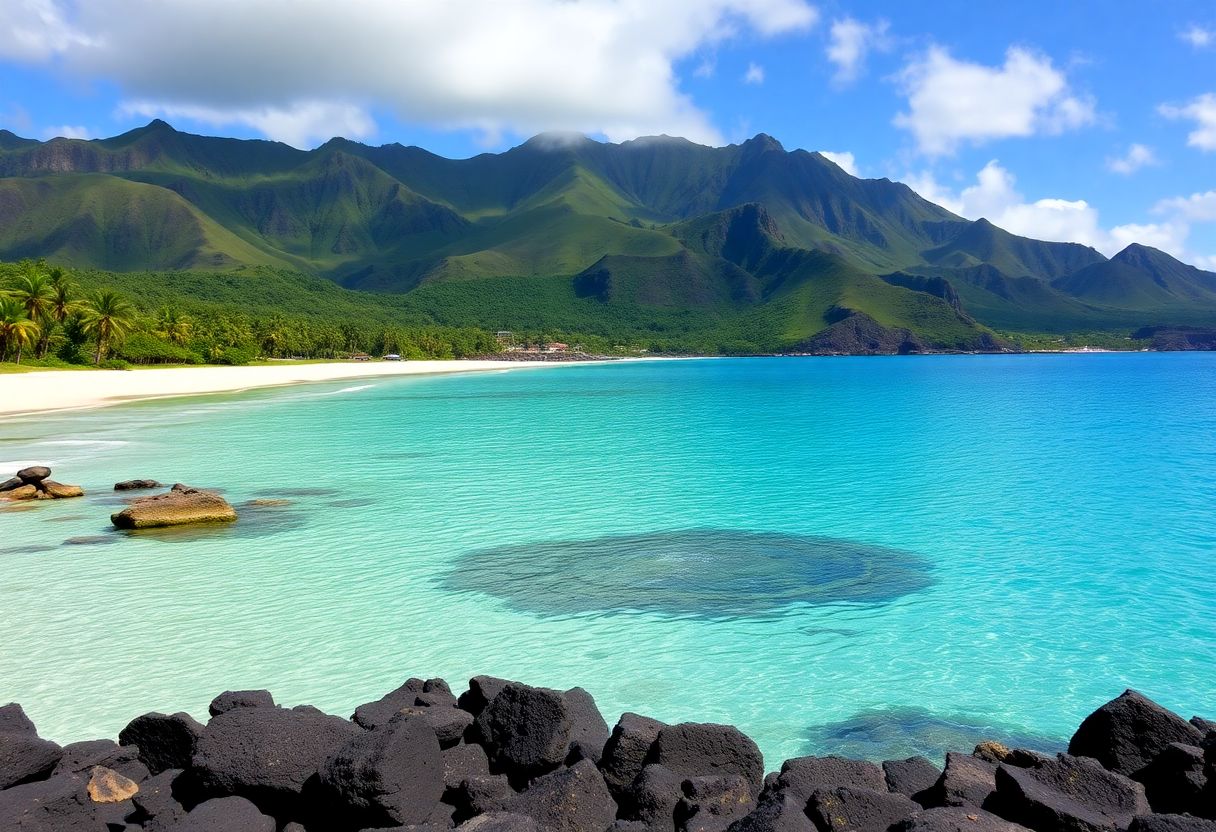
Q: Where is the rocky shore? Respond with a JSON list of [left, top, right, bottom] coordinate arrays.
[[0, 682, 1212, 832]]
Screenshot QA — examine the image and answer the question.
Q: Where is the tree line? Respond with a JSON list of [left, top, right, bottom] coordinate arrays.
[[0, 261, 503, 368]]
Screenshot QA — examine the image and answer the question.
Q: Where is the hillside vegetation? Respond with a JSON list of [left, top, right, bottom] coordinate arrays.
[[1, 121, 1214, 354]]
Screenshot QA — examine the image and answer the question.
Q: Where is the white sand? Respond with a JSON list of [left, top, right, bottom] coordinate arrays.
[[0, 360, 580, 417]]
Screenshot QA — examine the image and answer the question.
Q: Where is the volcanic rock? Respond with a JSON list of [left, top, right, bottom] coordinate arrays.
[[1068, 690, 1204, 779]]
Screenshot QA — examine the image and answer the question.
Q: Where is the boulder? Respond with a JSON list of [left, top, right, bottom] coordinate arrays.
[[677, 774, 755, 832], [884, 757, 942, 805], [459, 676, 515, 716], [16, 466, 51, 483], [1, 483, 38, 500], [0, 731, 63, 789], [208, 689, 275, 717], [40, 480, 83, 499], [85, 765, 139, 803], [111, 486, 237, 529], [443, 743, 493, 789], [1129, 816, 1216, 832], [992, 754, 1149, 832], [0, 770, 135, 831], [353, 678, 442, 730], [454, 773, 514, 817], [1190, 717, 1216, 734], [459, 812, 541, 831], [929, 753, 997, 810], [395, 705, 474, 748], [726, 792, 817, 832], [647, 724, 765, 797], [191, 705, 361, 817], [473, 683, 582, 779], [0, 476, 23, 492], [563, 687, 610, 762], [895, 806, 1032, 832], [52, 738, 149, 781], [503, 759, 616, 832], [119, 711, 205, 774], [115, 479, 164, 491], [621, 764, 684, 831], [1137, 743, 1209, 816], [771, 756, 887, 803], [128, 768, 187, 831], [175, 795, 277, 831], [317, 713, 445, 829], [0, 703, 38, 735], [601, 713, 667, 799], [805, 786, 921, 832], [1068, 690, 1204, 779]]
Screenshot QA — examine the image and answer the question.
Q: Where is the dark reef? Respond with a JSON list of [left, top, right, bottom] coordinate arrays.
[[444, 530, 933, 619], [1, 684, 1213, 831]]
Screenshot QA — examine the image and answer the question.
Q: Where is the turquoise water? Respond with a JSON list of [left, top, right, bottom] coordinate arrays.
[[1, 355, 1214, 767]]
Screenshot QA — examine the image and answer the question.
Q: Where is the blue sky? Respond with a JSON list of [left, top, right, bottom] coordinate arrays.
[[1, 0, 1214, 266]]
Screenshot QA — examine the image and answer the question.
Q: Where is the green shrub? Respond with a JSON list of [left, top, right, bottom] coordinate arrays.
[[115, 332, 201, 365], [99, 358, 131, 370], [212, 345, 258, 365]]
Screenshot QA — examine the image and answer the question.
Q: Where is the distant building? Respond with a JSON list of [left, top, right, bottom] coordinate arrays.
[[546, 342, 568, 353], [350, 352, 371, 361]]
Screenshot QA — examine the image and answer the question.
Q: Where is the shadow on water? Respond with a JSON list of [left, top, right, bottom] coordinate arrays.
[[442, 529, 933, 620], [802, 705, 1066, 763]]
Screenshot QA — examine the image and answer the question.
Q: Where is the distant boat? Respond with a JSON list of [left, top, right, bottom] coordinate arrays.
[[382, 354, 402, 361]]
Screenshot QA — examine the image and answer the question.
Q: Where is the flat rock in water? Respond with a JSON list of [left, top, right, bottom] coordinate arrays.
[[114, 479, 164, 491], [111, 486, 237, 529], [40, 480, 83, 498]]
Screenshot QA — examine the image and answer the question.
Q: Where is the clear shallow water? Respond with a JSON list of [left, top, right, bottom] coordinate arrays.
[[1, 355, 1214, 767]]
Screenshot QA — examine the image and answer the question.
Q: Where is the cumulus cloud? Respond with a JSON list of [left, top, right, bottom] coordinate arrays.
[[1106, 143, 1159, 175], [121, 100, 376, 149], [1160, 93, 1216, 152], [825, 17, 890, 85], [894, 46, 1095, 156], [0, 0, 818, 148], [1180, 25, 1213, 48], [904, 160, 1202, 263], [743, 62, 765, 85], [818, 150, 857, 175], [1154, 190, 1216, 223], [41, 124, 89, 139]]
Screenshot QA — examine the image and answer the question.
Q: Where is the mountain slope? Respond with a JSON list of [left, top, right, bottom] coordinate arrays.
[[1053, 244, 1216, 308]]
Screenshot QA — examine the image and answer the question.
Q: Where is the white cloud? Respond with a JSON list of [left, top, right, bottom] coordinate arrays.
[[904, 160, 1204, 264], [41, 124, 89, 139], [818, 150, 857, 176], [1153, 190, 1216, 223], [825, 17, 890, 85], [0, 0, 818, 148], [894, 46, 1096, 156], [1106, 143, 1159, 175], [1160, 93, 1216, 152], [1180, 25, 1213, 48], [693, 57, 716, 79], [743, 62, 765, 85], [121, 100, 376, 149]]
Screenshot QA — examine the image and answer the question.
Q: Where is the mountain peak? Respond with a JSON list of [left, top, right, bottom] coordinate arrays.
[[743, 133, 784, 152], [521, 131, 594, 151]]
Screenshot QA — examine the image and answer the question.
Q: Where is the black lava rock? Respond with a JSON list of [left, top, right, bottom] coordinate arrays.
[[992, 753, 1149, 832], [772, 755, 887, 803], [0, 727, 62, 790], [601, 713, 667, 799], [175, 795, 277, 831], [119, 711, 205, 774], [1129, 815, 1216, 832], [459, 676, 516, 716], [726, 792, 817, 832], [208, 689, 275, 717], [623, 764, 684, 830], [806, 786, 921, 832], [884, 757, 942, 805], [51, 738, 147, 782], [127, 767, 187, 831], [1137, 742, 1209, 817], [929, 753, 997, 809], [1068, 690, 1204, 779], [895, 806, 1032, 832], [191, 705, 362, 818], [444, 742, 494, 789], [353, 678, 433, 730], [503, 758, 616, 832], [0, 770, 134, 831], [317, 713, 445, 829], [677, 773, 755, 832], [474, 683, 598, 780], [647, 724, 765, 798]]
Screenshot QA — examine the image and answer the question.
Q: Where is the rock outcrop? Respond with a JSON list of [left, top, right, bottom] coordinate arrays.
[[0, 685, 1211, 831], [0, 466, 84, 501], [111, 483, 237, 529]]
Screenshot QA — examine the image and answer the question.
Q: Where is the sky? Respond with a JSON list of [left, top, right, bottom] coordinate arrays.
[[1, 0, 1214, 267]]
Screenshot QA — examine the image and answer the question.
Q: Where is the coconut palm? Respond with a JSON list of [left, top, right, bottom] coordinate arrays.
[[79, 290, 136, 365], [156, 307, 193, 346], [0, 297, 40, 364], [9, 266, 54, 357]]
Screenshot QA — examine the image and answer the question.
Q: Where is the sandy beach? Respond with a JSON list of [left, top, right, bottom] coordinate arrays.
[[0, 359, 578, 417]]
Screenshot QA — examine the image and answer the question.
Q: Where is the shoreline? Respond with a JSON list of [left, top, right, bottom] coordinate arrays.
[[0, 359, 604, 418]]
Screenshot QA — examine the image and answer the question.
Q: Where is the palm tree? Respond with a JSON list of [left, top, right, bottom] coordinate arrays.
[[80, 290, 136, 365], [0, 298, 40, 364], [156, 307, 193, 346], [9, 266, 54, 358]]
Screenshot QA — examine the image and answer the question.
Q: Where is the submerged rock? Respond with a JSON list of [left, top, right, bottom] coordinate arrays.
[[111, 485, 237, 529], [114, 479, 164, 491]]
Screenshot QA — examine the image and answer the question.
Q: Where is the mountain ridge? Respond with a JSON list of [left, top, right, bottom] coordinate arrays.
[[1, 121, 1214, 351]]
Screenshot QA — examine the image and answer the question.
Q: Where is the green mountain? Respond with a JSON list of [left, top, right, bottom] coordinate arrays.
[[1, 121, 1214, 352]]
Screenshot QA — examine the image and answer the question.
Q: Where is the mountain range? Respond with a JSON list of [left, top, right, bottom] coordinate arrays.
[[2, 120, 1215, 351]]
